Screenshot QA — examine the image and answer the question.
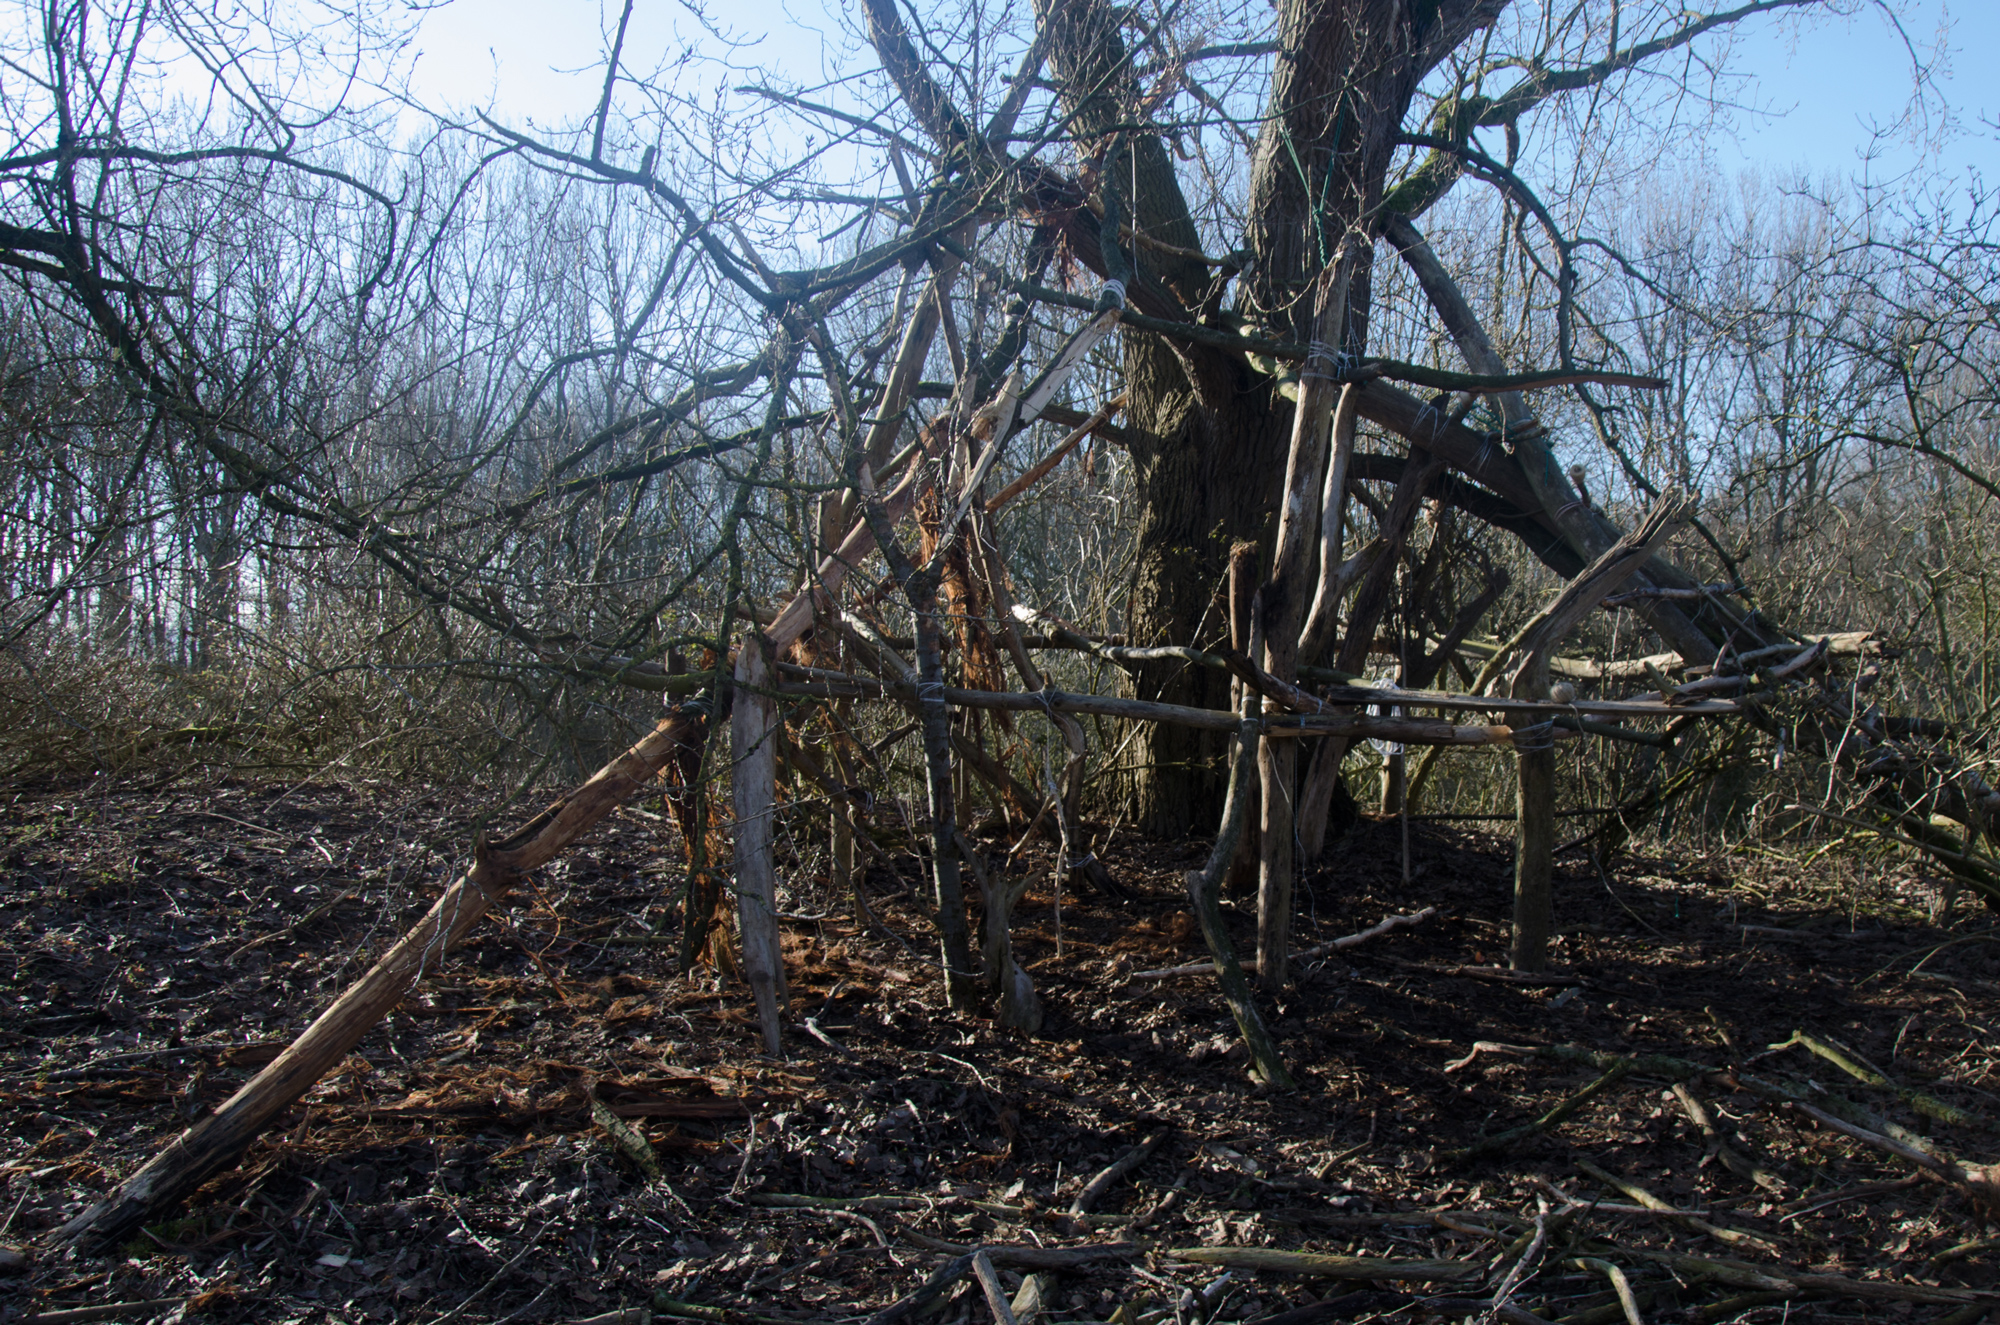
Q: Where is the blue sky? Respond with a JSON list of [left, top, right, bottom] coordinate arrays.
[[404, 1, 1999, 195], [1714, 1, 1998, 191]]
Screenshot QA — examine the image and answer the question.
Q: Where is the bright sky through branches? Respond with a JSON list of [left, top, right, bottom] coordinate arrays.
[[405, 1, 1998, 192]]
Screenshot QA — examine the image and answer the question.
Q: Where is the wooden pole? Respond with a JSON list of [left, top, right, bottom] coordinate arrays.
[[1497, 494, 1697, 972], [1510, 726, 1556, 973], [53, 708, 704, 1252], [1226, 542, 1260, 896], [1185, 683, 1293, 1087], [816, 493, 860, 917], [909, 585, 979, 1011], [776, 674, 1521, 743], [829, 717, 859, 914], [731, 635, 789, 1052], [1257, 247, 1358, 991]]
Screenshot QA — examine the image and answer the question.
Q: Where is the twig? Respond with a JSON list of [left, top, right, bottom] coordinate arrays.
[[1774, 1177, 1923, 1224], [970, 1250, 1020, 1325], [1131, 909, 1437, 979], [861, 1252, 980, 1325], [430, 1218, 554, 1325], [1670, 1084, 1786, 1194], [1378, 956, 1582, 987], [864, 1244, 1140, 1325], [1444, 1061, 1631, 1161], [591, 1095, 665, 1180], [1069, 1128, 1170, 1216], [1770, 1030, 1986, 1131], [1164, 1247, 1481, 1282], [1683, 1293, 1805, 1325], [18, 1302, 190, 1325], [893, 1235, 1141, 1268], [1573, 1158, 1780, 1251], [1611, 1246, 1979, 1305], [650, 1297, 799, 1324], [489, 1284, 558, 1325], [747, 1192, 932, 1213], [989, 394, 1125, 511], [1484, 1206, 1549, 1319], [1571, 1257, 1645, 1325], [1780, 1097, 2000, 1203], [226, 885, 360, 961], [1413, 1298, 1554, 1324]]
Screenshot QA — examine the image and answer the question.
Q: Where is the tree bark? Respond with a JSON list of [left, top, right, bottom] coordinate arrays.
[[1033, 0, 1510, 834]]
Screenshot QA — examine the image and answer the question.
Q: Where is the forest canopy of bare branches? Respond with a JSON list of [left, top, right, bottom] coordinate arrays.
[[0, 0, 1991, 802], [5, 0, 2000, 1315]]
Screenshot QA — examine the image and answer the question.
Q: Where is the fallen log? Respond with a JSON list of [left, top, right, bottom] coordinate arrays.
[[51, 708, 705, 1253]]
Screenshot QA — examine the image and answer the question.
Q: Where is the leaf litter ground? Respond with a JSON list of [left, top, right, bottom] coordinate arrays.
[[0, 780, 1996, 1324]]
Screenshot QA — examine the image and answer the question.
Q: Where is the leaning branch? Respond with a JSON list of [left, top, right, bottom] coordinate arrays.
[[54, 708, 707, 1251]]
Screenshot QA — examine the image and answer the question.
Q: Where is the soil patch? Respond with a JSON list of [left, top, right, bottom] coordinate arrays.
[[0, 782, 1995, 1323]]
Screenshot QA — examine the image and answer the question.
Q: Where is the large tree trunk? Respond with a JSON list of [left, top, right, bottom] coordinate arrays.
[[1035, 0, 1296, 833], [1030, 0, 1746, 841], [1038, 0, 1456, 833], [1122, 391, 1292, 833]]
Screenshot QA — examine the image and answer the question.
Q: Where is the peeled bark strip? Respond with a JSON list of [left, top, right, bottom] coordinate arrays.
[[54, 709, 704, 1252], [731, 636, 790, 1053]]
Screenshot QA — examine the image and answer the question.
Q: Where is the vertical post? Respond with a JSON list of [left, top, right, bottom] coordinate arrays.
[[828, 705, 861, 918], [1255, 245, 1362, 990], [1226, 542, 1260, 895], [731, 634, 788, 1053], [1498, 493, 1695, 972], [1255, 731, 1294, 991], [911, 586, 978, 1010], [978, 831, 1043, 1033], [1186, 693, 1294, 1088], [1510, 727, 1556, 972], [1380, 753, 1405, 815], [818, 492, 858, 916]]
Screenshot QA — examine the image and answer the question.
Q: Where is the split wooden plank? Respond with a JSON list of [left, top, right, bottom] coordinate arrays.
[[730, 638, 788, 1054]]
